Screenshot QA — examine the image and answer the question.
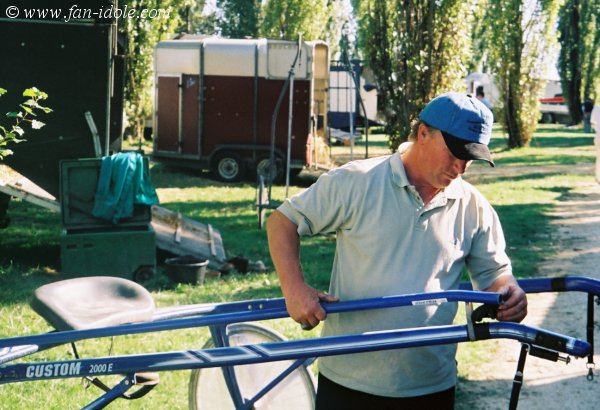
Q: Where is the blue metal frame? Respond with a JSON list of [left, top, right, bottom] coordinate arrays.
[[0, 276, 597, 409], [0, 290, 501, 353], [0, 322, 590, 384], [459, 275, 600, 295]]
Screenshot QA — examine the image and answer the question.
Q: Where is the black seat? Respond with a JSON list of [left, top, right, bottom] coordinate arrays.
[[30, 276, 155, 331]]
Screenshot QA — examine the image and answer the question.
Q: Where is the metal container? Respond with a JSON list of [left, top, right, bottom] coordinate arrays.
[[165, 256, 209, 285], [60, 226, 156, 282]]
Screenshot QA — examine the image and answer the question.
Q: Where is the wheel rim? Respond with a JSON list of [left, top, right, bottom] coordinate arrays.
[[218, 157, 240, 180]]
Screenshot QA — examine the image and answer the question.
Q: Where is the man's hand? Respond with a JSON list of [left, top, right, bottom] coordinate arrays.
[[485, 277, 527, 322], [495, 283, 527, 322], [266, 210, 339, 330], [285, 282, 338, 330]]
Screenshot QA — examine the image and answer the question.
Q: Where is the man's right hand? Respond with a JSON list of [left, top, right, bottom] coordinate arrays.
[[266, 210, 338, 330], [284, 282, 339, 330]]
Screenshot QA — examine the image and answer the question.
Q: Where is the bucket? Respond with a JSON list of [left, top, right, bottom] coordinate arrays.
[[165, 256, 209, 285]]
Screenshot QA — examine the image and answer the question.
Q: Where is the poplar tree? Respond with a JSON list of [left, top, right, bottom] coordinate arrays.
[[260, 0, 332, 41], [220, 0, 261, 38], [357, 0, 475, 150], [558, 0, 600, 123], [486, 0, 561, 147]]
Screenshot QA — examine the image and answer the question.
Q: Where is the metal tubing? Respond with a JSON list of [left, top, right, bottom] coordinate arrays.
[[210, 325, 246, 408], [459, 276, 600, 296], [1, 322, 589, 385], [0, 290, 501, 351], [81, 374, 136, 410]]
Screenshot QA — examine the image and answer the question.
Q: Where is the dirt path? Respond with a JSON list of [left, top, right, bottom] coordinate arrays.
[[457, 167, 600, 410]]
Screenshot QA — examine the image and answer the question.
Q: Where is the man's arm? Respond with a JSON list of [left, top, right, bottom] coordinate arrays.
[[485, 275, 528, 322], [266, 210, 338, 330]]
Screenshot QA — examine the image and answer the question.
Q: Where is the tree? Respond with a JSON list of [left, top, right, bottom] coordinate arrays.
[[558, 0, 600, 122], [468, 1, 492, 74], [325, 0, 356, 59], [558, 0, 583, 124], [357, 0, 476, 150], [220, 0, 261, 38], [486, 0, 560, 148], [0, 88, 51, 160], [580, 0, 600, 100], [180, 0, 218, 34], [260, 0, 332, 41]]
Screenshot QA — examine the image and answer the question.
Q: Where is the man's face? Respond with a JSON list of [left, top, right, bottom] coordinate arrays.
[[418, 124, 472, 188]]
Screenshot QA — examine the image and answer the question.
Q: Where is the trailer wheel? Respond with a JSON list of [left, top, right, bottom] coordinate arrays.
[[540, 113, 555, 124], [255, 155, 283, 184], [212, 152, 245, 182]]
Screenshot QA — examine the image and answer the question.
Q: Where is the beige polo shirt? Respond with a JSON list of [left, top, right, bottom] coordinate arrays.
[[277, 147, 512, 397]]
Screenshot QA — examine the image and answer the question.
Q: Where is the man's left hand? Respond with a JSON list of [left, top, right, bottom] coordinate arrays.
[[495, 284, 527, 322]]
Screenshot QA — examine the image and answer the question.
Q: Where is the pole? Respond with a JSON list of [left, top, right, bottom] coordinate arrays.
[[285, 35, 302, 198]]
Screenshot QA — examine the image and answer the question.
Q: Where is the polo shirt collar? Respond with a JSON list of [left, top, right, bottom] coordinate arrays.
[[389, 147, 467, 199], [390, 151, 411, 188]]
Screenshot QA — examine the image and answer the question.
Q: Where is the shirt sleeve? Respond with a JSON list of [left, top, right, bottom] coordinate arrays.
[[466, 196, 513, 291], [277, 168, 351, 236]]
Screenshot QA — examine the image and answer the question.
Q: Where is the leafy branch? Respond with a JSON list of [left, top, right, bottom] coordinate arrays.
[[0, 87, 52, 160]]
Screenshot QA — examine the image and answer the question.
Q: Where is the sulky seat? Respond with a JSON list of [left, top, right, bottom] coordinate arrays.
[[30, 276, 155, 331]]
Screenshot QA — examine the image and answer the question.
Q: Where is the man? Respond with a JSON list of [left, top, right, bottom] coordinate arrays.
[[476, 86, 493, 111], [582, 98, 594, 133], [267, 92, 528, 409]]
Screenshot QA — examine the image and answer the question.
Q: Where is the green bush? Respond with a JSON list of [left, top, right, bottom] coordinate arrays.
[[0, 87, 51, 160]]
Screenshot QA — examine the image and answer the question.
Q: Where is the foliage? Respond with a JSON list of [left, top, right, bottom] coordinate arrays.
[[485, 0, 561, 148], [120, 0, 188, 141], [0, 88, 51, 160], [357, 0, 476, 151], [558, 0, 582, 123], [467, 2, 492, 74], [558, 0, 600, 120], [220, 0, 261, 38], [325, 0, 356, 59], [579, 0, 600, 101], [179, 0, 218, 34], [260, 0, 333, 41], [186, 0, 346, 44]]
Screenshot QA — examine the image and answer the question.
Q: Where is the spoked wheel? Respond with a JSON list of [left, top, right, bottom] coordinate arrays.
[[255, 155, 284, 184], [188, 323, 316, 409]]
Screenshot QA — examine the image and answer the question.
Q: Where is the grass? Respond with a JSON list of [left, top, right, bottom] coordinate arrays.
[[0, 123, 595, 408]]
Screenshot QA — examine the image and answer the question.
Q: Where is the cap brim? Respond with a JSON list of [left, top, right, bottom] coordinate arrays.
[[441, 131, 494, 167]]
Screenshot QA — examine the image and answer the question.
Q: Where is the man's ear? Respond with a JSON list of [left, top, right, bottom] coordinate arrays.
[[417, 123, 430, 145]]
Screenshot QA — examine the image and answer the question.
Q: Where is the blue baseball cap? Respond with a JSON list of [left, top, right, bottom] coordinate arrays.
[[419, 92, 494, 166]]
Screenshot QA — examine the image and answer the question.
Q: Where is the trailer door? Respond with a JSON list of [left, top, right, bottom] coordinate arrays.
[[156, 76, 180, 153], [181, 75, 200, 155], [156, 75, 200, 155]]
